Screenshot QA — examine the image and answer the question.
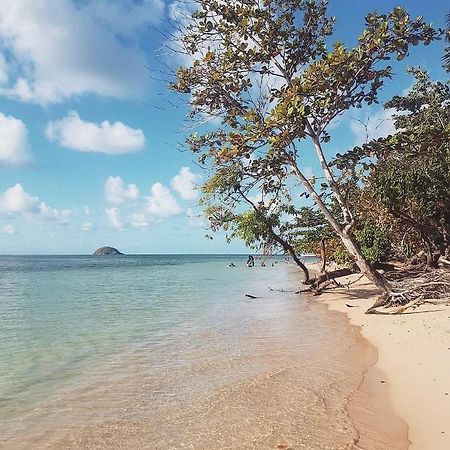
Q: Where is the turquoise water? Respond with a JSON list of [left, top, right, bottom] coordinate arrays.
[[0, 255, 291, 422], [0, 254, 379, 449]]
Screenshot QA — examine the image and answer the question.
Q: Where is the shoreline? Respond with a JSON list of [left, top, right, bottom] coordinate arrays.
[[305, 264, 450, 449], [1, 261, 410, 449]]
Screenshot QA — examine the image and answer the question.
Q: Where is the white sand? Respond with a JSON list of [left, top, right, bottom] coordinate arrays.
[[312, 269, 450, 450]]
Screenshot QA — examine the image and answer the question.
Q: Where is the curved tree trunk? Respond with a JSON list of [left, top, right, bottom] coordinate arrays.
[[268, 230, 310, 282], [236, 186, 311, 282], [287, 246, 310, 282]]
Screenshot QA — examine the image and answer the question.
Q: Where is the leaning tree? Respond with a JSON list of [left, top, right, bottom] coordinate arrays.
[[170, 0, 437, 307], [203, 160, 312, 280], [335, 69, 450, 267]]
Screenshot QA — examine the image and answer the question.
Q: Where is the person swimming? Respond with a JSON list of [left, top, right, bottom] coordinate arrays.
[[246, 255, 254, 267]]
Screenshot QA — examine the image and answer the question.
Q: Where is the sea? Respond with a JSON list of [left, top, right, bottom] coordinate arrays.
[[0, 254, 406, 449]]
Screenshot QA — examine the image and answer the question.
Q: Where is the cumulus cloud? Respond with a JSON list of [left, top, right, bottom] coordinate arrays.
[[350, 108, 396, 145], [102, 171, 195, 229], [105, 176, 139, 205], [146, 182, 182, 218], [106, 207, 124, 230], [81, 222, 92, 232], [129, 213, 149, 228], [0, 0, 164, 104], [46, 111, 145, 154], [0, 113, 31, 167], [0, 224, 16, 234], [171, 166, 202, 200], [0, 184, 71, 223]]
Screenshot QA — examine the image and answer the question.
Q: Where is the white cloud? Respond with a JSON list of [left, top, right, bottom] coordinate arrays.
[[0, 184, 71, 223], [129, 213, 149, 228], [46, 111, 145, 154], [0, 0, 164, 104], [105, 176, 139, 205], [1, 224, 16, 234], [0, 53, 8, 85], [81, 222, 92, 232], [106, 207, 124, 230], [350, 108, 396, 145], [0, 113, 31, 167], [171, 166, 202, 200], [146, 182, 182, 218]]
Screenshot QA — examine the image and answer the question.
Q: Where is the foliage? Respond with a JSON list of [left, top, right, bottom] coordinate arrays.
[[443, 13, 450, 72], [170, 0, 438, 293], [335, 69, 450, 266], [229, 209, 278, 250], [354, 220, 390, 264]]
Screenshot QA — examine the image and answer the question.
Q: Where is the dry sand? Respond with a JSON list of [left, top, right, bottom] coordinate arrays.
[[307, 265, 450, 450]]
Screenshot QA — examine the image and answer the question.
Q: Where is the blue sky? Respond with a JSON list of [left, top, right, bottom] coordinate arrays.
[[0, 0, 448, 255]]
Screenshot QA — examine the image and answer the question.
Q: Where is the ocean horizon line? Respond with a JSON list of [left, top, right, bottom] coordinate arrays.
[[0, 252, 315, 257]]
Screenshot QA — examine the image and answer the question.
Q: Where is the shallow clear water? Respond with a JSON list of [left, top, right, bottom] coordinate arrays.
[[0, 255, 275, 420], [0, 254, 403, 449]]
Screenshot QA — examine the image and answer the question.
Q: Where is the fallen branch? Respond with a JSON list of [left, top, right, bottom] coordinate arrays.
[[367, 267, 450, 313], [439, 257, 450, 267], [268, 287, 295, 293]]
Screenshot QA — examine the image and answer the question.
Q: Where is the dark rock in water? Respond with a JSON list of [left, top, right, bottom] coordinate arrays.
[[93, 246, 124, 256]]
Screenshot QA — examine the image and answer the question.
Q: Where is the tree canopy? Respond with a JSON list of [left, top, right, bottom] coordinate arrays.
[[170, 0, 441, 309]]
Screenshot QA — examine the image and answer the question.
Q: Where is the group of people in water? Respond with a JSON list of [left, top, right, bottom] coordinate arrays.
[[228, 255, 278, 267]]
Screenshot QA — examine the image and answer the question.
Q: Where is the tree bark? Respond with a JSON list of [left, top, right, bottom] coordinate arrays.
[[269, 230, 310, 282], [319, 239, 326, 274], [312, 267, 353, 287], [339, 232, 390, 292]]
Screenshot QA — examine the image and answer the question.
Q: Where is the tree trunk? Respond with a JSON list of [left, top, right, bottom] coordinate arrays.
[[339, 232, 390, 293], [319, 239, 326, 274], [287, 158, 390, 298], [288, 247, 310, 282], [237, 186, 310, 282], [270, 231, 310, 282], [312, 267, 353, 288]]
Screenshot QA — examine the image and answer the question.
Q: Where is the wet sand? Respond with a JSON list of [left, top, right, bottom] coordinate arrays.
[[311, 266, 450, 450], [1, 265, 409, 449]]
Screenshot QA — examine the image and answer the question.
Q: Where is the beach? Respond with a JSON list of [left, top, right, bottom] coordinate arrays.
[[1, 255, 446, 448], [308, 266, 450, 450]]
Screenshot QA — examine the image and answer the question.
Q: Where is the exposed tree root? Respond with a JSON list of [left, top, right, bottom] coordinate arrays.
[[366, 267, 450, 314], [295, 263, 450, 315]]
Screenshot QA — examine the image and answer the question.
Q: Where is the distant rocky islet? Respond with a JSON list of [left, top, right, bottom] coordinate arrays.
[[93, 246, 123, 256]]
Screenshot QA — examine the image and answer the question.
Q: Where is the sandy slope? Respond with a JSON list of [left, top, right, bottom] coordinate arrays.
[[310, 268, 450, 450]]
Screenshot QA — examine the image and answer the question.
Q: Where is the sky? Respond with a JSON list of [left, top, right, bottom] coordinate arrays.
[[0, 0, 448, 255]]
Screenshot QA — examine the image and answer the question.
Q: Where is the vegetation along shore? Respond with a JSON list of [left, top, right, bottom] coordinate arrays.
[[168, 2, 450, 447]]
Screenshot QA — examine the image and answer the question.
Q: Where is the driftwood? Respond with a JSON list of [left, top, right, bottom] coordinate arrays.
[[295, 268, 354, 295], [439, 257, 450, 267], [310, 268, 353, 287], [293, 259, 450, 315], [245, 294, 259, 299], [367, 267, 450, 314], [268, 287, 296, 293]]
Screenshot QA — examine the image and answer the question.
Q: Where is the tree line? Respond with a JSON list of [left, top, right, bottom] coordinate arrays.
[[169, 0, 450, 311]]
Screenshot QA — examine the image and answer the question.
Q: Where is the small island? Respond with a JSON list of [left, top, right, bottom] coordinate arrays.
[[93, 246, 124, 256]]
